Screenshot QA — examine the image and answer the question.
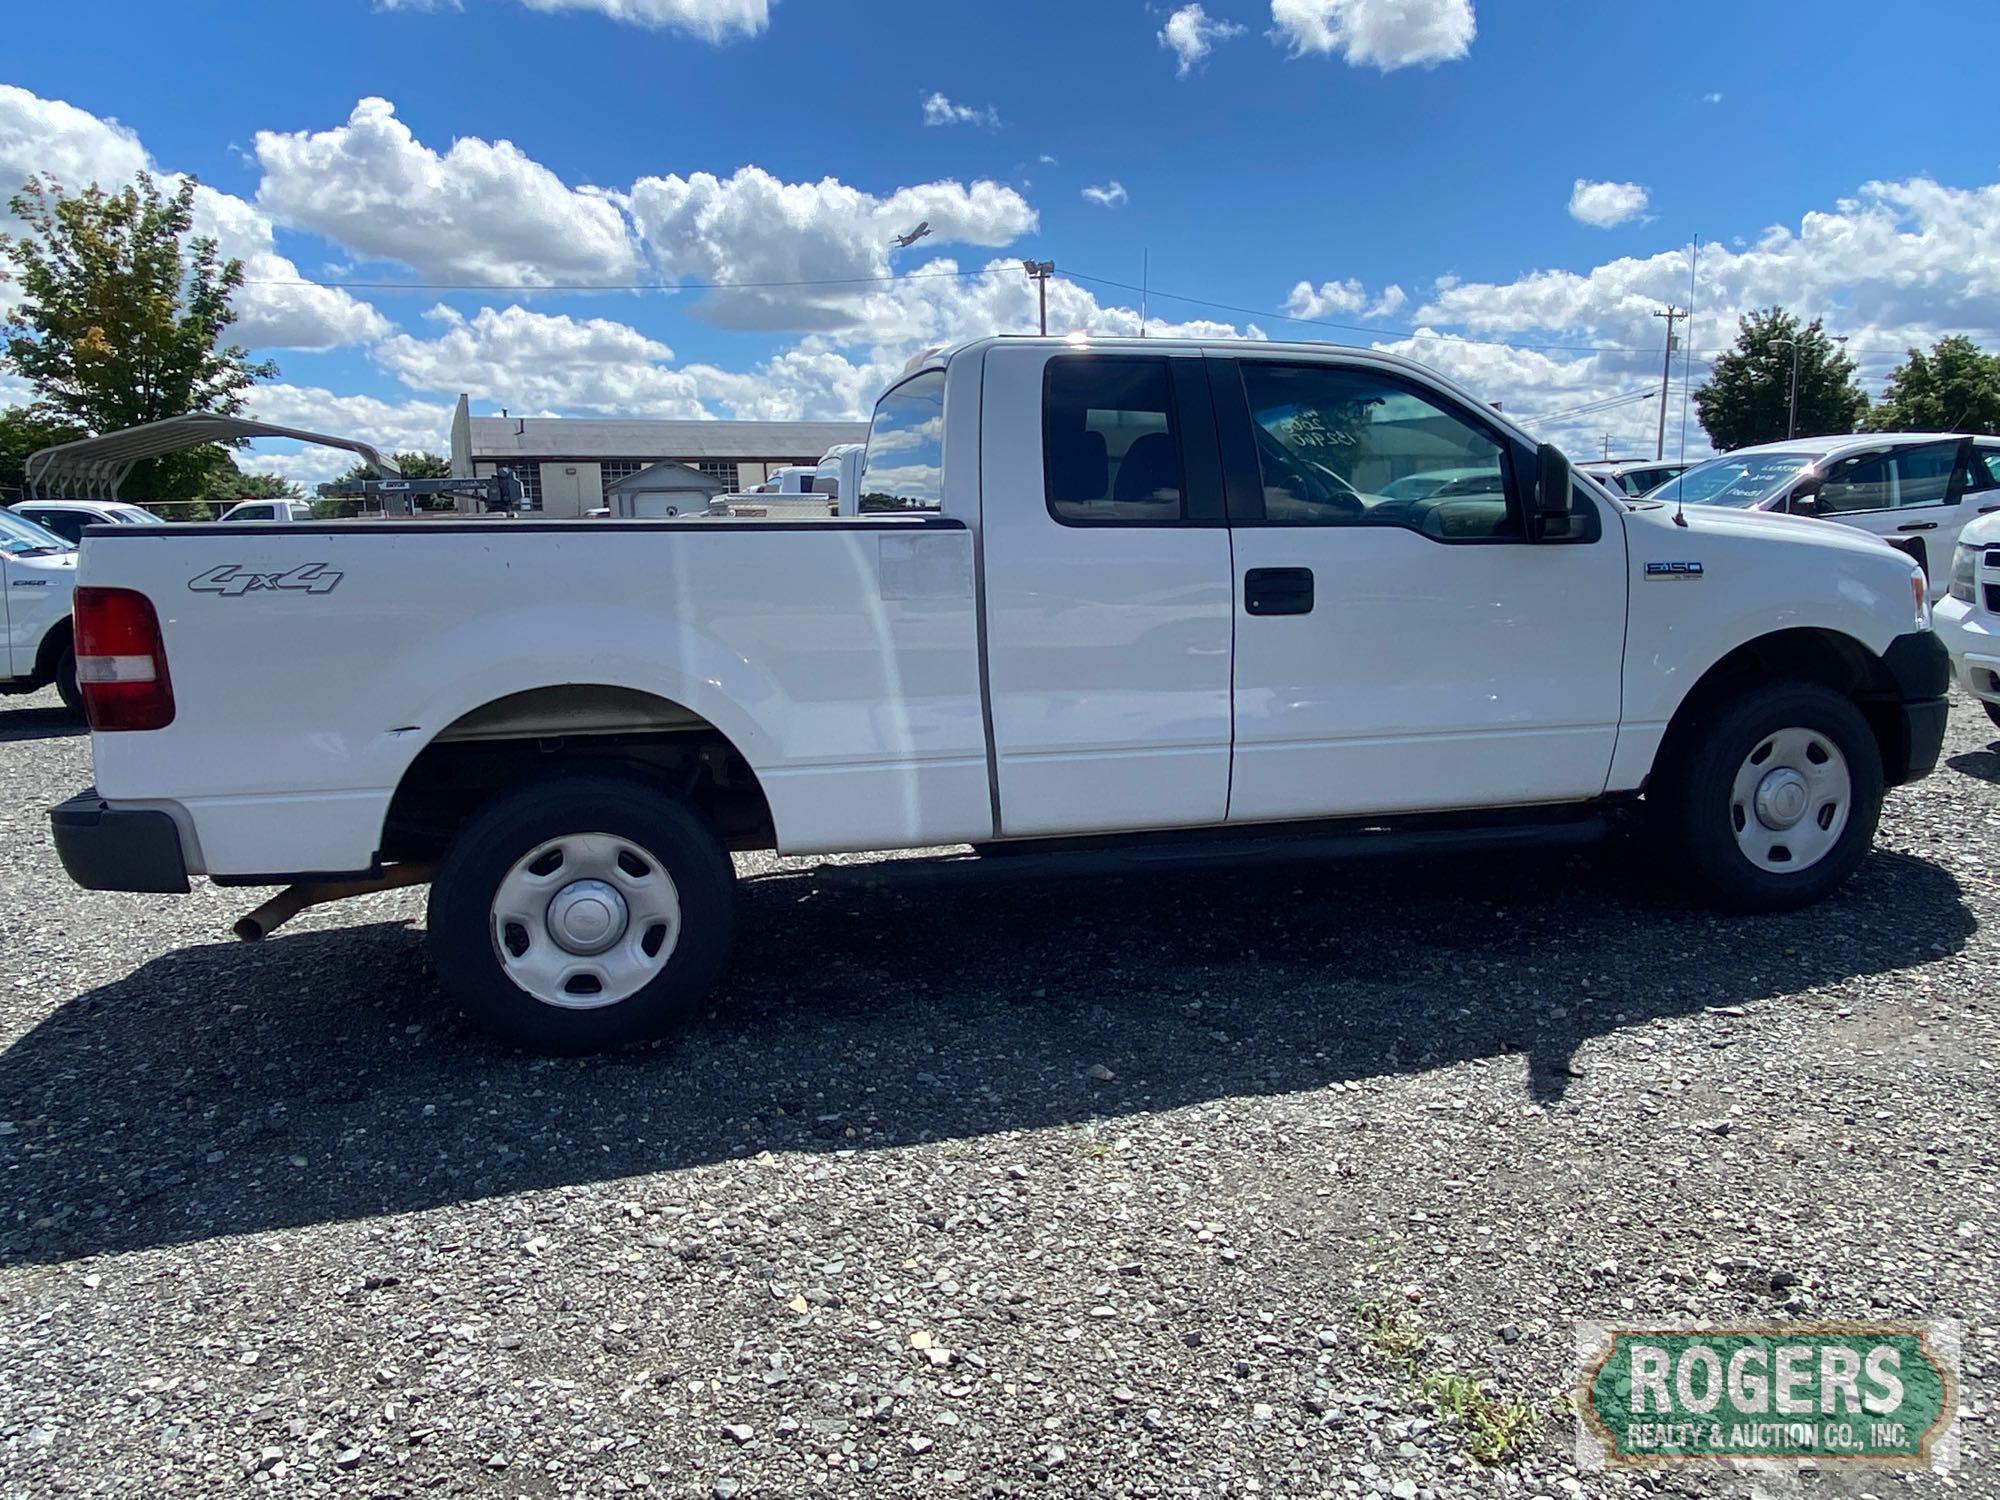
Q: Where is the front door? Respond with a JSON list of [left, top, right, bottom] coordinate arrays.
[[1215, 355, 1628, 824], [1795, 439, 1969, 591], [978, 344, 1234, 837]]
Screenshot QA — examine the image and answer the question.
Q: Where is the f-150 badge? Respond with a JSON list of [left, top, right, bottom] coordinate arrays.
[[1644, 561, 1704, 580], [188, 563, 344, 597]]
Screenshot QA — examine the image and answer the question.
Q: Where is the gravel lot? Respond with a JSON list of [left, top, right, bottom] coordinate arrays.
[[1, 683, 1996, 1498]]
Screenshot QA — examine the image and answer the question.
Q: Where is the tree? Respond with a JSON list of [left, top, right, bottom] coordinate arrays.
[[0, 405, 86, 494], [1694, 308, 1868, 451], [203, 467, 301, 502], [1863, 335, 2000, 435], [1, 172, 275, 499]]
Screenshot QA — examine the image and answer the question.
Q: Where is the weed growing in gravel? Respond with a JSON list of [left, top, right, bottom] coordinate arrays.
[[1352, 1299, 1543, 1465]]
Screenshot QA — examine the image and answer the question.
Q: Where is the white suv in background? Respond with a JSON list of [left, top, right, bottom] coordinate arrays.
[[1651, 434, 2000, 595], [10, 499, 158, 544], [1937, 512, 2000, 731]]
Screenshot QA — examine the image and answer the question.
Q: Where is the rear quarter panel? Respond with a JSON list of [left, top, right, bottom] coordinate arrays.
[[79, 521, 989, 873]]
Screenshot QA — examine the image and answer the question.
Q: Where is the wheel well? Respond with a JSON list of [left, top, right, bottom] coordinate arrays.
[[32, 617, 72, 685], [1656, 628, 1906, 782], [379, 684, 775, 862]]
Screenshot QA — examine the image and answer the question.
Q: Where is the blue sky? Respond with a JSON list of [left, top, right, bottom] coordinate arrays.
[[4, 0, 2000, 478]]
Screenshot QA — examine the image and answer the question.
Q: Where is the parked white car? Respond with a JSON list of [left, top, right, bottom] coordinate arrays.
[[1936, 510, 2000, 730], [217, 499, 315, 523], [0, 507, 81, 715], [1647, 433, 2000, 594], [11, 499, 158, 544], [51, 335, 1947, 1049]]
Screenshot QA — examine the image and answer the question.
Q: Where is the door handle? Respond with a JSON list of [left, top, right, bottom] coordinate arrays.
[[1979, 504, 2000, 514], [1896, 521, 1938, 531], [1244, 566, 1314, 616]]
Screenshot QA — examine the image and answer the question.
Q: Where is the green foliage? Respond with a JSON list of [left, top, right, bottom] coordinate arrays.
[[1863, 335, 2000, 435], [1, 171, 276, 499], [1353, 1299, 1545, 1466], [0, 405, 86, 492], [330, 451, 454, 507], [203, 467, 301, 502], [1694, 308, 1869, 451]]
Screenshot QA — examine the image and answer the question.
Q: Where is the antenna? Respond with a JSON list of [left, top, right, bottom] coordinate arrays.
[[1141, 249, 1149, 337], [1674, 236, 1699, 528]]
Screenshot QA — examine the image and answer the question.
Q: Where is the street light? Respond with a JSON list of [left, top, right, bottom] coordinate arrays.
[[1773, 330, 1846, 440]]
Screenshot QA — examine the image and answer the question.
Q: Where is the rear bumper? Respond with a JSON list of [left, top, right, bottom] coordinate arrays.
[[49, 789, 190, 894]]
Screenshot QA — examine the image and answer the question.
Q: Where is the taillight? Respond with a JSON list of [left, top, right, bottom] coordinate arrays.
[[74, 586, 174, 731]]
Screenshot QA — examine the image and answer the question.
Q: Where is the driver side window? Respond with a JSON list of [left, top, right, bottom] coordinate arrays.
[[1237, 362, 1519, 540]]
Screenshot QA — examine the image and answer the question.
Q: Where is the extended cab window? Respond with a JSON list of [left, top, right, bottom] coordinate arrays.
[[1044, 357, 1185, 524], [858, 371, 945, 512], [1238, 362, 1520, 540]]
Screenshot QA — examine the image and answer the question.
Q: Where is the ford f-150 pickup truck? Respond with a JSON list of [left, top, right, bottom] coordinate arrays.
[[50, 336, 1949, 1049]]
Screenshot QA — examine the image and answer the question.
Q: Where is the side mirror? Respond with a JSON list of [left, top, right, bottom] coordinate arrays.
[[1788, 474, 1823, 515], [1531, 443, 1572, 539]]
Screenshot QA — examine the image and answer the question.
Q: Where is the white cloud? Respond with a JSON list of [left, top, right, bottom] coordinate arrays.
[[627, 166, 1036, 329], [0, 84, 387, 352], [378, 0, 770, 40], [375, 304, 706, 415], [1702, 91, 1724, 104], [240, 383, 459, 487], [1082, 180, 1128, 208], [1160, 4, 1246, 77], [1270, 0, 1474, 70], [360, 261, 1262, 429], [1284, 277, 1407, 321], [1568, 178, 1650, 229], [1038, 153, 1059, 166], [921, 92, 1001, 129], [254, 98, 639, 286]]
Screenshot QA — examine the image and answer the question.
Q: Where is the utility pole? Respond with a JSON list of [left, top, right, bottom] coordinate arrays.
[[1652, 306, 1686, 460], [1022, 259, 1055, 336]]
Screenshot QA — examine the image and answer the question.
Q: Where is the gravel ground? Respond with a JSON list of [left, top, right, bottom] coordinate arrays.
[[1, 683, 1997, 1499]]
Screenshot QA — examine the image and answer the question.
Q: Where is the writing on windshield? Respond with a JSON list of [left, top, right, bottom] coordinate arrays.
[[1654, 453, 1814, 508]]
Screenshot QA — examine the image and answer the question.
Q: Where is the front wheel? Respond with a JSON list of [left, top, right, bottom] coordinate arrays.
[[1985, 700, 2000, 733], [1652, 681, 1884, 913], [427, 771, 736, 1051]]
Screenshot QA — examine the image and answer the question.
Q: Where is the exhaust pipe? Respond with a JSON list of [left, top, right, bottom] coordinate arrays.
[[233, 862, 437, 942]]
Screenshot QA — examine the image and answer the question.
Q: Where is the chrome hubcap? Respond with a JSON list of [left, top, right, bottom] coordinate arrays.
[[491, 834, 681, 1009], [1730, 727, 1851, 873]]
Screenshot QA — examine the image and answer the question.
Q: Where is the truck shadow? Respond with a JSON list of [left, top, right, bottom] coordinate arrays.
[[0, 703, 82, 743], [0, 845, 1974, 1267]]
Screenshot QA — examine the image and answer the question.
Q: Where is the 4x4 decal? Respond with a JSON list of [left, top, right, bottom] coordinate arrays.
[[188, 563, 344, 597]]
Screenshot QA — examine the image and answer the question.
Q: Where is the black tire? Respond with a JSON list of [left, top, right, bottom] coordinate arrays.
[[53, 644, 82, 720], [1985, 701, 2000, 733], [1651, 681, 1884, 913], [427, 771, 736, 1051]]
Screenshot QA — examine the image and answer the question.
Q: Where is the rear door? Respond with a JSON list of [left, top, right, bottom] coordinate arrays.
[[978, 344, 1234, 837], [1800, 439, 1968, 590], [1215, 354, 1628, 823]]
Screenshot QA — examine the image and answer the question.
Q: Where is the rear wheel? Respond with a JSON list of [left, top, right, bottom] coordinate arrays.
[[53, 644, 81, 719], [1652, 681, 1883, 913], [427, 771, 736, 1051]]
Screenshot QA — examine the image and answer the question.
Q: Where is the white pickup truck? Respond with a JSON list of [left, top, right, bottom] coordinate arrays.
[[51, 336, 1949, 1049]]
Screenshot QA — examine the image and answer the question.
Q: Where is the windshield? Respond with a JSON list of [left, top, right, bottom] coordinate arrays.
[[0, 507, 74, 556], [1648, 452, 1815, 508]]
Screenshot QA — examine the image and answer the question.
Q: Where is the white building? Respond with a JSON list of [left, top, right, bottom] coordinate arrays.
[[448, 395, 867, 517]]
